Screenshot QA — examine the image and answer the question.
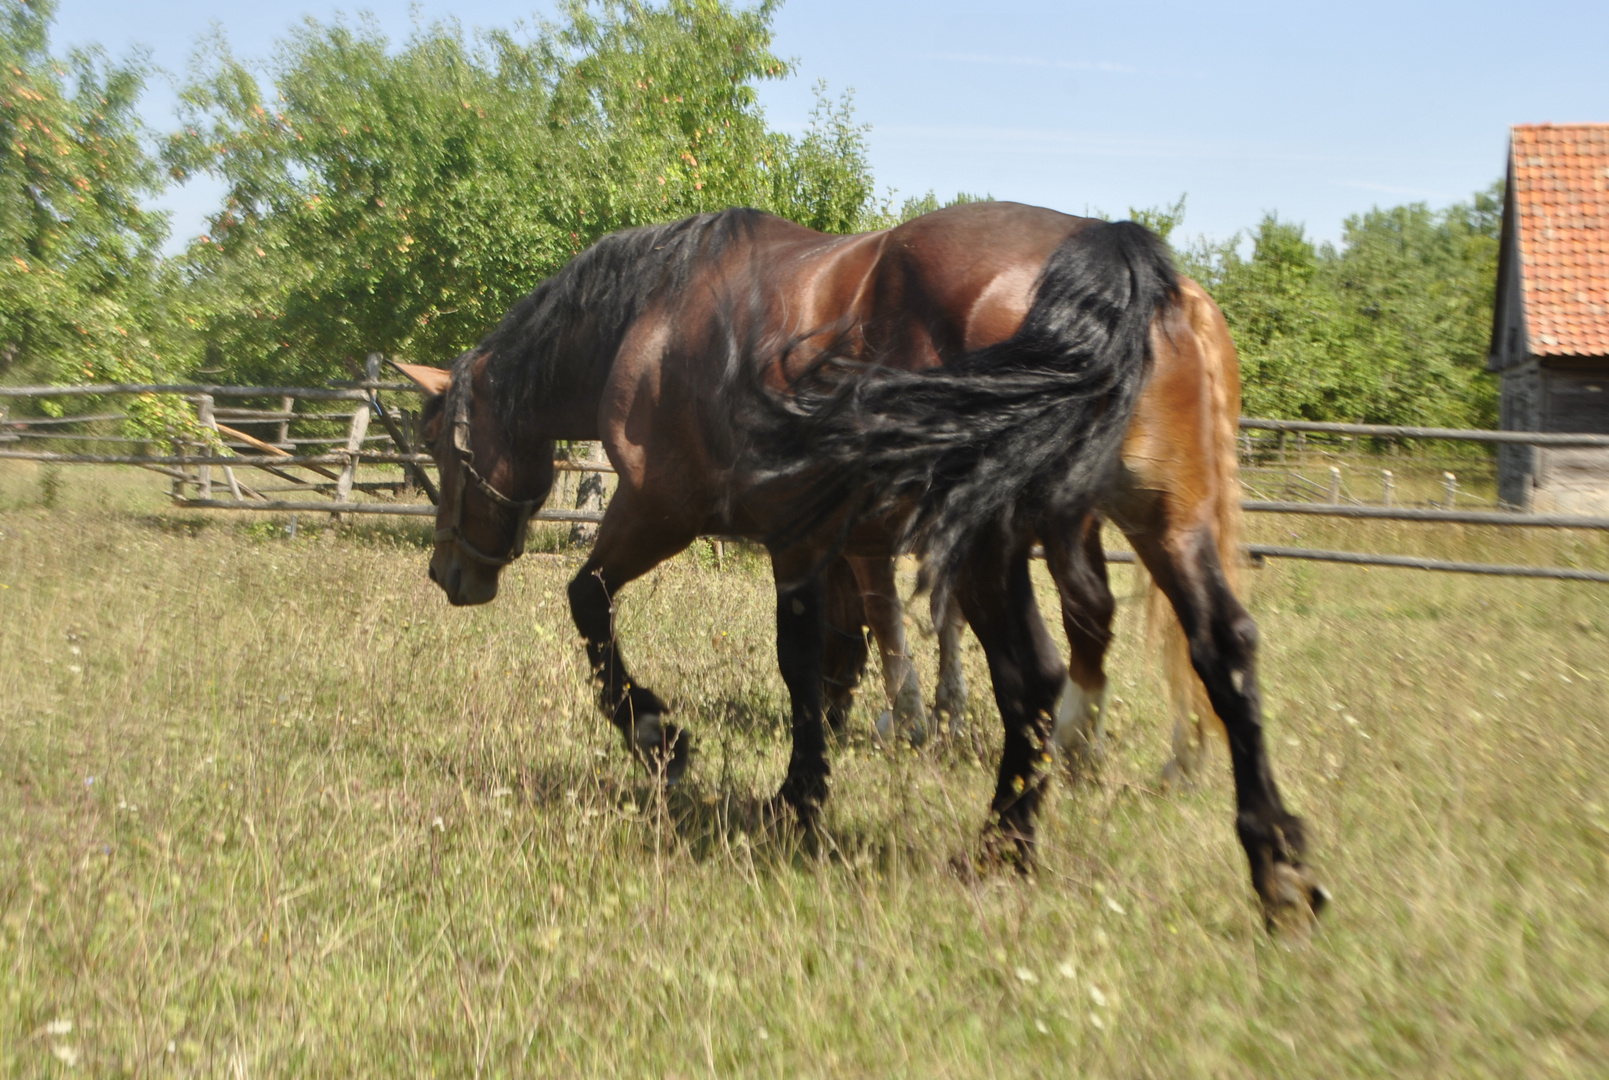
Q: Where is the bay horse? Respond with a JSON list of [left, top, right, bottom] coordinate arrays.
[[847, 275, 1245, 790], [399, 202, 1325, 928]]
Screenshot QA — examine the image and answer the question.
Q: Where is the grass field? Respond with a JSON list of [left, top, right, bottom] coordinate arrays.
[[2, 462, 1608, 1077]]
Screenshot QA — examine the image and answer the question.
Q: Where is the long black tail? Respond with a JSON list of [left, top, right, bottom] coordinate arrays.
[[738, 219, 1178, 593]]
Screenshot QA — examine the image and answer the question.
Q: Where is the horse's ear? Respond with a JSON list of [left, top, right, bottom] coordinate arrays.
[[391, 360, 453, 397]]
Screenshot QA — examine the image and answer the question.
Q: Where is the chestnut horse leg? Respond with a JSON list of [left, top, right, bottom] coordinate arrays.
[[953, 525, 1068, 864], [933, 598, 969, 738], [566, 494, 697, 782], [821, 556, 870, 738], [1121, 522, 1327, 928], [1039, 515, 1116, 779], [847, 555, 927, 746]]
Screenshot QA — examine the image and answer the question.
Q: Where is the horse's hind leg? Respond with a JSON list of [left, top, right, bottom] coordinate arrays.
[[1123, 521, 1326, 929], [847, 555, 926, 746], [821, 556, 870, 739], [566, 500, 697, 782], [1039, 514, 1115, 778], [953, 527, 1068, 864]]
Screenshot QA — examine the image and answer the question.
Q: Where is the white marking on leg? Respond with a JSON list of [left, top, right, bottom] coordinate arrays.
[[1050, 674, 1105, 771]]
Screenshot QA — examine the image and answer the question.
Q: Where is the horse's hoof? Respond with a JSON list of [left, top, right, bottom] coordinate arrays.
[[632, 714, 691, 785], [761, 792, 818, 836], [873, 710, 895, 745], [1261, 862, 1328, 937], [974, 820, 1035, 877], [1159, 759, 1197, 792], [877, 706, 928, 748]]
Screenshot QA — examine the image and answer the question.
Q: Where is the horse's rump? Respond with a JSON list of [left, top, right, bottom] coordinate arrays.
[[730, 217, 1180, 594]]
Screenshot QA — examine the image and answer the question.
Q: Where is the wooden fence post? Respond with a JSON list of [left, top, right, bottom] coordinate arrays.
[[170, 439, 186, 501], [334, 399, 371, 520], [196, 394, 214, 500], [277, 396, 293, 449], [569, 441, 609, 545], [197, 390, 253, 501]]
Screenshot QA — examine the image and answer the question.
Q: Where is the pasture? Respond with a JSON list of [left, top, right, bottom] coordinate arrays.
[[2, 463, 1607, 1077]]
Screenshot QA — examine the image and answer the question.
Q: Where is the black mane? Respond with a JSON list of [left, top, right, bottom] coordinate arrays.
[[473, 208, 764, 432]]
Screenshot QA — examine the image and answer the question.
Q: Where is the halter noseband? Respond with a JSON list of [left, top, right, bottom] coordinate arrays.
[[434, 371, 541, 568]]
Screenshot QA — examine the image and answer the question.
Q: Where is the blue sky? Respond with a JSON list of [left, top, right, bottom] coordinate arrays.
[[49, 0, 1609, 253]]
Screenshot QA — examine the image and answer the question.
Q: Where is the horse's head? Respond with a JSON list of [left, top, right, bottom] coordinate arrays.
[[396, 357, 551, 606]]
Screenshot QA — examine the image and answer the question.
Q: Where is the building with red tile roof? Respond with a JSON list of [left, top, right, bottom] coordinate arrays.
[[1490, 123, 1609, 510]]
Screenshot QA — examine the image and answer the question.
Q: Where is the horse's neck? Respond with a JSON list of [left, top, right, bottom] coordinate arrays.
[[506, 348, 612, 446]]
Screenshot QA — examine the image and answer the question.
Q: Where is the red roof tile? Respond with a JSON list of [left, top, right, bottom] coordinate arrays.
[[1512, 123, 1609, 355]]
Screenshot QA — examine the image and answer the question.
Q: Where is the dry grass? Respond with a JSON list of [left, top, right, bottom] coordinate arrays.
[[2, 462, 1608, 1077]]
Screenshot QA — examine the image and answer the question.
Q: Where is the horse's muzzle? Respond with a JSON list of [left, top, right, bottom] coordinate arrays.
[[429, 546, 500, 606]]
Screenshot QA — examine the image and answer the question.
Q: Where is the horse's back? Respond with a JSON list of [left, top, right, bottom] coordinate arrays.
[[864, 202, 1096, 363]]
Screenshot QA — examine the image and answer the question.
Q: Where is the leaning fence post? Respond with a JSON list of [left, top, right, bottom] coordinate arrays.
[[333, 397, 371, 521], [364, 351, 439, 504], [1381, 470, 1394, 507]]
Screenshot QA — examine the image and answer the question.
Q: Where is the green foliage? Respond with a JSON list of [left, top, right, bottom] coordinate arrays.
[[163, 1, 887, 384], [0, 1, 1510, 431], [1178, 184, 1502, 427], [764, 81, 878, 234], [870, 188, 993, 229], [0, 0, 171, 397], [1127, 193, 1186, 243]]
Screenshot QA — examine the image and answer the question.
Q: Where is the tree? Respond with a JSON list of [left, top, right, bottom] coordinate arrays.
[[0, 0, 170, 404], [165, 0, 885, 385], [1327, 186, 1501, 427], [1178, 185, 1501, 426]]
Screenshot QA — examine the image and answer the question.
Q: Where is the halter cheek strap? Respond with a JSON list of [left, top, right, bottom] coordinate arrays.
[[434, 376, 542, 568]]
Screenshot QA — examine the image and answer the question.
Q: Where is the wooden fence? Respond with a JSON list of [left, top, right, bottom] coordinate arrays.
[[4, 375, 1608, 582]]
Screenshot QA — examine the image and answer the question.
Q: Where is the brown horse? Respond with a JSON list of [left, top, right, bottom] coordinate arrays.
[[399, 202, 1324, 928], [863, 270, 1245, 789]]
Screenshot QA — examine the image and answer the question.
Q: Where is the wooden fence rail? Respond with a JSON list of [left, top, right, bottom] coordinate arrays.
[[5, 379, 1609, 581], [1239, 416, 1609, 448]]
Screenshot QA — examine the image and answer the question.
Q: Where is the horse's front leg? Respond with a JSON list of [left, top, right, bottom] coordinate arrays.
[[771, 553, 831, 825], [567, 496, 696, 782], [821, 556, 871, 738]]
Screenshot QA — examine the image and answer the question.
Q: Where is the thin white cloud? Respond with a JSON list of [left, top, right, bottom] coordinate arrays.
[[1333, 179, 1457, 200], [922, 51, 1136, 74]]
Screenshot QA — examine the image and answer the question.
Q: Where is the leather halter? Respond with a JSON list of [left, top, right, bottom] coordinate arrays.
[[433, 374, 541, 567]]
